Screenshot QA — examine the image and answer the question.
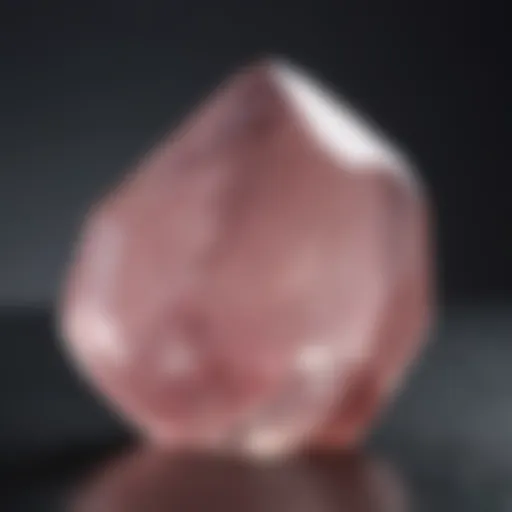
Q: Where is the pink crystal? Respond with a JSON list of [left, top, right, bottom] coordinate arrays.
[[60, 58, 433, 457]]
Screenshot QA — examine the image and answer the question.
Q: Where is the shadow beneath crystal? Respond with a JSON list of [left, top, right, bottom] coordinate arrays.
[[69, 446, 409, 512]]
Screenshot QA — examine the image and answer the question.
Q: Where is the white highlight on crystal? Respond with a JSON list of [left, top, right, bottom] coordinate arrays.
[[245, 429, 291, 458], [68, 306, 127, 365], [271, 59, 409, 176], [296, 343, 335, 375]]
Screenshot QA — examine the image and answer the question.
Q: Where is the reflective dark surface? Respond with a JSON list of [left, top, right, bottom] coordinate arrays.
[[5, 443, 410, 511], [69, 447, 406, 512], [4, 440, 512, 511]]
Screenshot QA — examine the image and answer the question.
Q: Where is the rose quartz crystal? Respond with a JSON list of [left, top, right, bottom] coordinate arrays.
[[60, 58, 433, 457]]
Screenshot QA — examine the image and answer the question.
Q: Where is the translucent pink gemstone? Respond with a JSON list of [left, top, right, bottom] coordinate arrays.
[[60, 59, 433, 457]]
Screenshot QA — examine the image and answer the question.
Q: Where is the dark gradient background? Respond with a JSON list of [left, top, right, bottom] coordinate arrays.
[[0, 1, 510, 510]]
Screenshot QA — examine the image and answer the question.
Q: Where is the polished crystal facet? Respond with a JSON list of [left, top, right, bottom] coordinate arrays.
[[60, 58, 433, 457]]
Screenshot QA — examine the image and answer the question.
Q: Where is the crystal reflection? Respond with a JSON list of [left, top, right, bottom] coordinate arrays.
[[70, 447, 408, 512]]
